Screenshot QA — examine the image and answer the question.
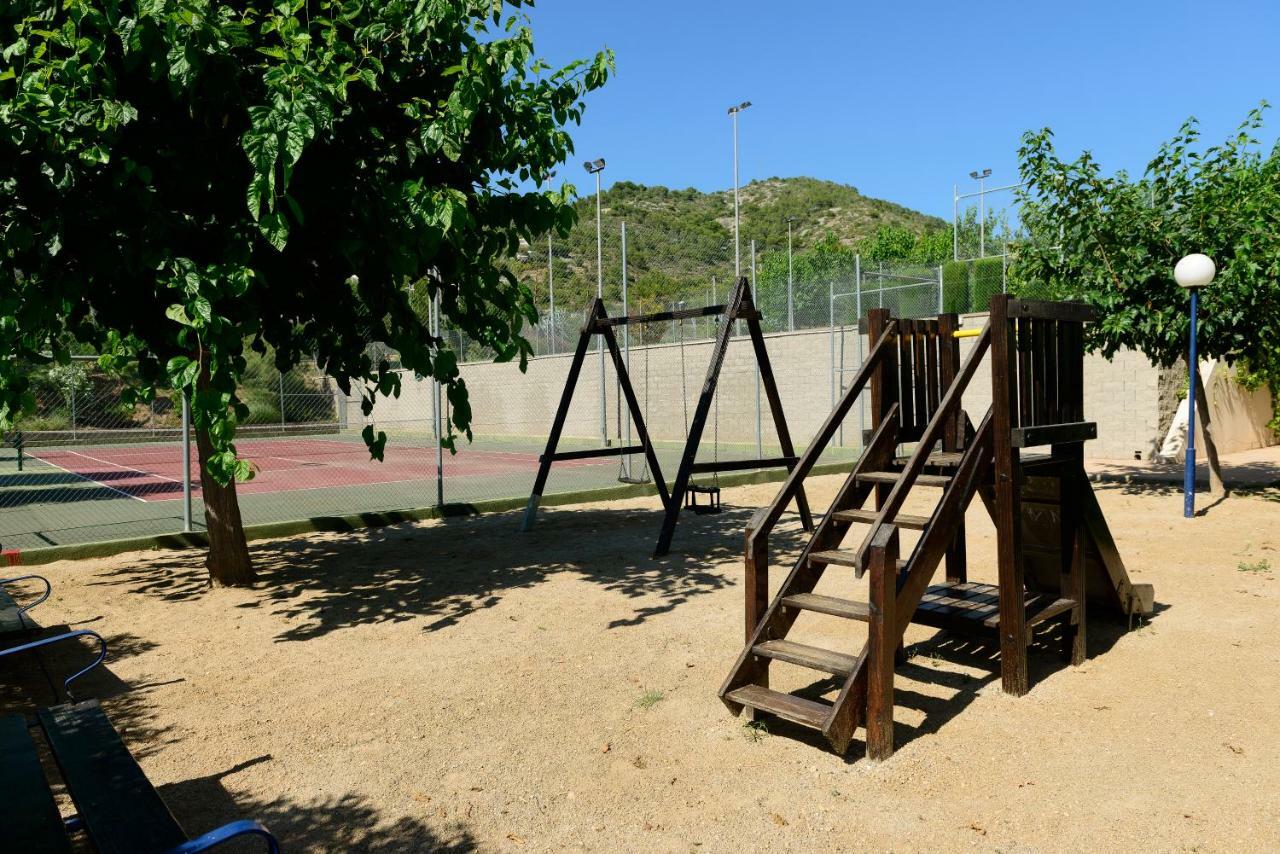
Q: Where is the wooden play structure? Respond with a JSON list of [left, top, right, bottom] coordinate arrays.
[[719, 295, 1154, 759], [523, 277, 814, 556]]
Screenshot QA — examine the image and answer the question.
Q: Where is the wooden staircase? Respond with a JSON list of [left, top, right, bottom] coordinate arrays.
[[718, 297, 1157, 761], [719, 310, 996, 756]]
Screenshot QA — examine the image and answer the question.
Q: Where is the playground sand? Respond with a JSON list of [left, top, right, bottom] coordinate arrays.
[[11, 475, 1280, 852]]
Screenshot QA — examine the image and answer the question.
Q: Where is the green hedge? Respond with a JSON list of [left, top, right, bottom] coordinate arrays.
[[940, 258, 1006, 314]]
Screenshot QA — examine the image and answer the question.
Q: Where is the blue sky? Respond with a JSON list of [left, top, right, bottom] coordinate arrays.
[[523, 1, 1280, 219]]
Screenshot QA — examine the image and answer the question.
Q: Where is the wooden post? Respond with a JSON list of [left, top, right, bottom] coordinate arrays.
[[744, 513, 769, 644], [742, 285, 814, 532], [937, 313, 967, 583], [1057, 452, 1087, 665], [866, 525, 899, 761], [866, 309, 895, 510], [600, 324, 670, 508], [522, 304, 602, 531], [990, 295, 1029, 696], [655, 280, 746, 555]]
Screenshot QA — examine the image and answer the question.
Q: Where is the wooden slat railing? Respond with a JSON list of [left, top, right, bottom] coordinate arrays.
[[850, 320, 993, 569]]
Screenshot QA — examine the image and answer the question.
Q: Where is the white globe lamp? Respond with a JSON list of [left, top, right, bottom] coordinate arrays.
[[1175, 253, 1215, 518]]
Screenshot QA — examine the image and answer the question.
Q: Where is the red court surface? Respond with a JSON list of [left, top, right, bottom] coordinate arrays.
[[26, 437, 591, 502]]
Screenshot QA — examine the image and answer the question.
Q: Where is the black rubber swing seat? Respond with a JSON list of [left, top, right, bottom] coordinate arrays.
[[685, 484, 722, 514]]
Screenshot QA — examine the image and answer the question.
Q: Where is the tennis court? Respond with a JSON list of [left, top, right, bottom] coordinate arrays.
[[19, 435, 596, 503], [0, 428, 644, 551]]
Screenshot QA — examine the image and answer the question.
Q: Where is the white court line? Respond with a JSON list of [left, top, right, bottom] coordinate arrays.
[[24, 452, 148, 503], [57, 449, 184, 484]]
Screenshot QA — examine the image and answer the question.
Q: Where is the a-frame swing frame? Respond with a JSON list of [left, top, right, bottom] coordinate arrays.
[[522, 277, 814, 557]]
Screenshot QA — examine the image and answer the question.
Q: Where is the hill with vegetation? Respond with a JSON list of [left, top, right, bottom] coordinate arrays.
[[508, 177, 957, 341], [576, 176, 947, 253]]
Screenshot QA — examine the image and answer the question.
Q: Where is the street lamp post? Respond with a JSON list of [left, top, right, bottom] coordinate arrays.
[[584, 158, 607, 445], [728, 101, 752, 278], [969, 168, 991, 258], [1174, 253, 1216, 519], [786, 216, 795, 331]]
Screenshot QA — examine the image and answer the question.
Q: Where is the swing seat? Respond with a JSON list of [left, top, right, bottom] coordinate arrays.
[[618, 473, 652, 485], [685, 484, 722, 514]]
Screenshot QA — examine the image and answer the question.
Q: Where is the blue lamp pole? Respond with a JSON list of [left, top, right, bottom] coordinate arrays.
[[1174, 253, 1216, 518]]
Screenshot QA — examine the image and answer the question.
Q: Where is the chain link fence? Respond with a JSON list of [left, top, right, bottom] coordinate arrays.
[[2, 221, 1002, 555]]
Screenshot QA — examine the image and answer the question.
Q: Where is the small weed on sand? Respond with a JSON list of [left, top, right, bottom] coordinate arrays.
[[1237, 559, 1272, 574], [635, 688, 665, 709], [742, 720, 769, 743]]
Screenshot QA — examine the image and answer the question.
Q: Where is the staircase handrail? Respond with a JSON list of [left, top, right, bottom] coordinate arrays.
[[851, 319, 992, 567], [745, 321, 898, 553]]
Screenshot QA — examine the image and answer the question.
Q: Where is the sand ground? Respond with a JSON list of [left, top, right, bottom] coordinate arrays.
[[4, 475, 1280, 852]]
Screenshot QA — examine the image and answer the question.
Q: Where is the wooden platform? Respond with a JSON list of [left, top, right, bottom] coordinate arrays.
[[911, 581, 1074, 634]]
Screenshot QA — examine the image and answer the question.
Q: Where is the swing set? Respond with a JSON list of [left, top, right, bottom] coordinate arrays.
[[522, 277, 814, 556]]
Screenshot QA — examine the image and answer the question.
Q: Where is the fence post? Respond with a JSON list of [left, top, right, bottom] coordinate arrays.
[[621, 221, 631, 475], [1002, 253, 1008, 294], [937, 264, 945, 314], [828, 278, 835, 412], [856, 254, 865, 450], [752, 239, 762, 458], [70, 384, 77, 440], [181, 392, 192, 532], [279, 373, 286, 427], [432, 292, 444, 508], [547, 233, 556, 355]]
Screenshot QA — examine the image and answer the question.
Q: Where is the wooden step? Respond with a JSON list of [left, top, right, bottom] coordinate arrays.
[[855, 470, 952, 487], [831, 508, 930, 530], [752, 639, 857, 676], [723, 685, 831, 730], [808, 548, 860, 568], [894, 451, 963, 468], [809, 549, 908, 571], [782, 593, 870, 621]]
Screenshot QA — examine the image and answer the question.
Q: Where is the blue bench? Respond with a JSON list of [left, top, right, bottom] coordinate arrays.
[[0, 573, 52, 638], [1, 632, 281, 853]]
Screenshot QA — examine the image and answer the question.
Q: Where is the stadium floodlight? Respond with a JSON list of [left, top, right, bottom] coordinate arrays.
[[583, 158, 606, 174], [727, 102, 753, 276]]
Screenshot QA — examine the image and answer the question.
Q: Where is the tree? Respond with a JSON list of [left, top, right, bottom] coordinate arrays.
[[1015, 104, 1280, 495], [1, 0, 612, 584]]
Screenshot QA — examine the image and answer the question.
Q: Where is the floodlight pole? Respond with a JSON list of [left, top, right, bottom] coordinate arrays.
[[621, 220, 631, 475], [584, 159, 608, 446], [952, 183, 959, 261], [978, 173, 986, 257], [547, 233, 555, 354], [967, 168, 992, 258], [728, 101, 752, 278]]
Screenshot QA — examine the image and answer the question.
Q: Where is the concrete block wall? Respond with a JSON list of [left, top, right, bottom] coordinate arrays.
[[364, 313, 1271, 461]]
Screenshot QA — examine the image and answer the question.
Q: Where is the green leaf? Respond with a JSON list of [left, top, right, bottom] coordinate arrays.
[[165, 304, 194, 326]]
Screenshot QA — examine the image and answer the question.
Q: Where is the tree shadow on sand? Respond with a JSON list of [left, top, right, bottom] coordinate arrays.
[[160, 760, 475, 853], [89, 503, 812, 643]]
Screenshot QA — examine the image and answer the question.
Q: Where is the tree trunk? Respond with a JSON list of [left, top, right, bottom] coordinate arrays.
[[1192, 364, 1227, 498], [194, 365, 255, 586]]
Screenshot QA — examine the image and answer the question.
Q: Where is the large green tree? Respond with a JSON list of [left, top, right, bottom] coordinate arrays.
[[1, 0, 611, 583], [1015, 104, 1280, 494]]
